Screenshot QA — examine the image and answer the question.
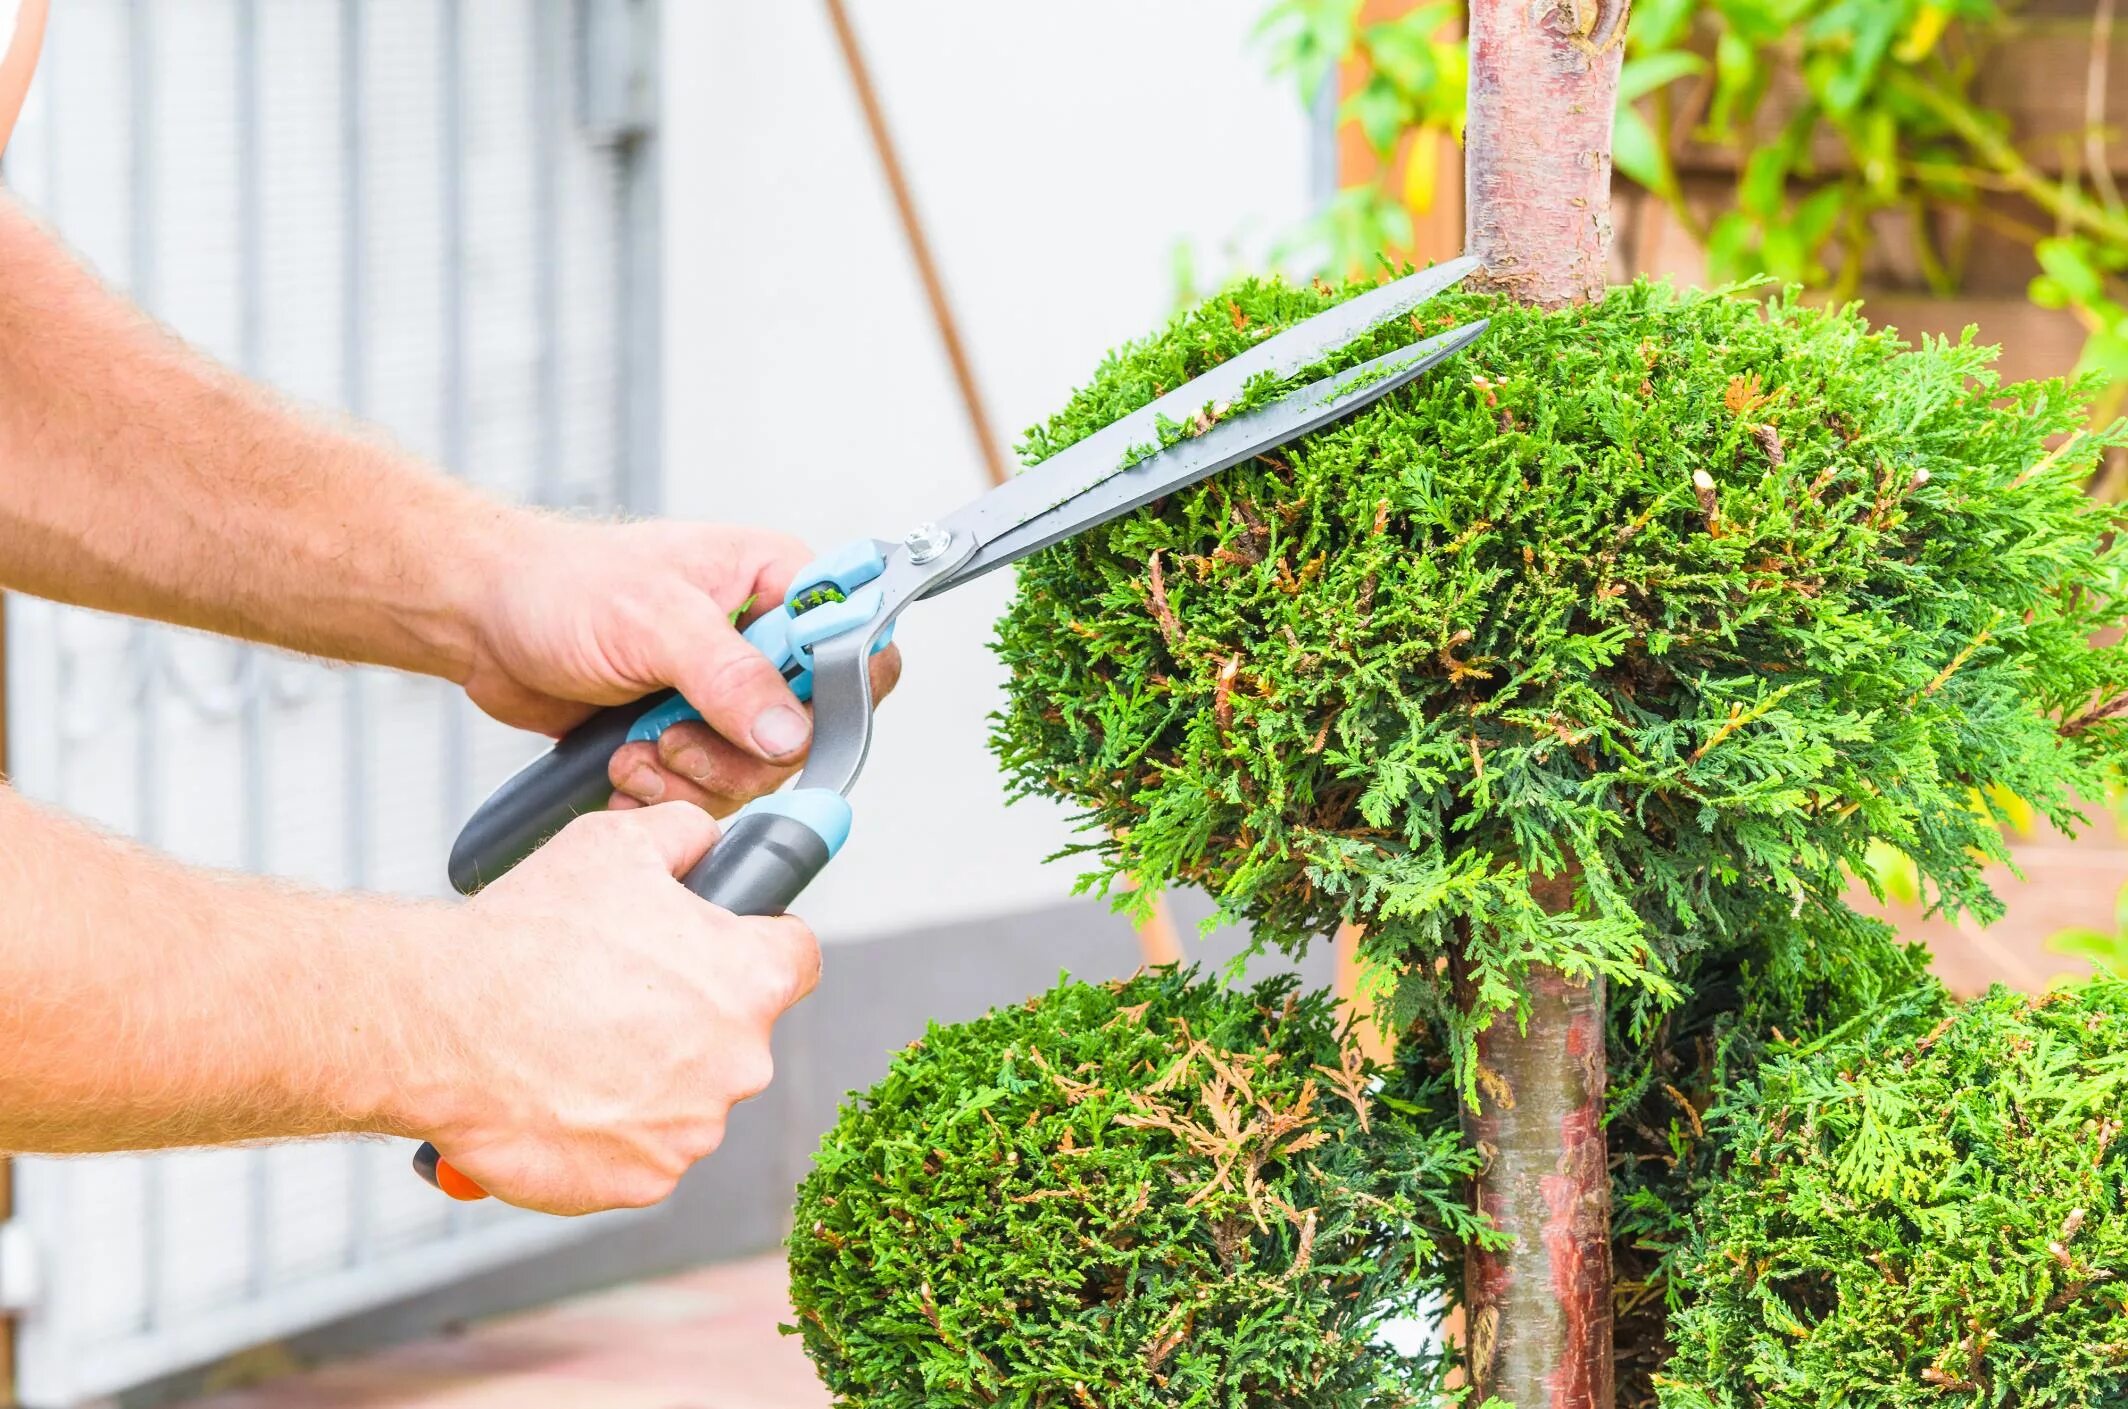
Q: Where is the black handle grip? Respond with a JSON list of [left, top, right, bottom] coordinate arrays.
[[681, 811, 832, 916], [445, 689, 677, 895]]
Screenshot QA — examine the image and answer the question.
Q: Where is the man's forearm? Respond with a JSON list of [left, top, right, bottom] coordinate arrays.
[[0, 785, 444, 1152], [0, 194, 520, 682]]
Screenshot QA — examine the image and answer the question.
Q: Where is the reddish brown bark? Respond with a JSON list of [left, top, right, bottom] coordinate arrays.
[[1464, 0, 1629, 308], [1458, 2, 1625, 1400], [1460, 960, 1613, 1408]]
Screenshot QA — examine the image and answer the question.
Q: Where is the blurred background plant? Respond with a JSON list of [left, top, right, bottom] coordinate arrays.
[[2048, 876, 2128, 965], [2049, 787, 2128, 965], [1258, 0, 2128, 437]]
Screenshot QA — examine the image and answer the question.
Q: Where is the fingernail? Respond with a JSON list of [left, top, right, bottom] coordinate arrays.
[[674, 747, 712, 781], [751, 705, 810, 759], [622, 766, 664, 803]]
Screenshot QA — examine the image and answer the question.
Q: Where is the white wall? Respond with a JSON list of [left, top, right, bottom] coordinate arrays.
[[662, 0, 1316, 944]]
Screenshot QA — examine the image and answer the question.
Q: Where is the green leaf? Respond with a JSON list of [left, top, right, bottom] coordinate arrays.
[[1706, 209, 1765, 280], [1792, 184, 1846, 251], [2031, 275, 2073, 311], [2049, 925, 2126, 965], [1739, 143, 1793, 219], [2076, 323, 2128, 384], [1361, 16, 1440, 94], [2037, 237, 2107, 307], [1813, 2, 1901, 116], [1341, 74, 1411, 158], [1613, 104, 1673, 197], [1630, 0, 1699, 53], [1619, 49, 1707, 103], [1854, 105, 1900, 198], [1253, 0, 1363, 104], [1716, 0, 1794, 44], [1707, 29, 1765, 138]]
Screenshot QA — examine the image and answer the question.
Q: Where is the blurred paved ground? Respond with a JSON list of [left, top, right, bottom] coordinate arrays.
[[184, 1254, 826, 1409]]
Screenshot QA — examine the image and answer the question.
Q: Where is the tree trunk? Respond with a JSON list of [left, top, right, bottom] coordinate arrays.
[[1458, 5, 1626, 1401], [1458, 954, 1612, 1407], [1465, 0, 1628, 309]]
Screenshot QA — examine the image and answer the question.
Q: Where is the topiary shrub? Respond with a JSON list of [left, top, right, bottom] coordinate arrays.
[[991, 275, 2128, 1081], [1661, 976, 2128, 1408], [791, 272, 2128, 1404], [979, 269, 2128, 1390], [784, 915, 1920, 1409], [784, 968, 1486, 1409], [1599, 895, 1927, 1402]]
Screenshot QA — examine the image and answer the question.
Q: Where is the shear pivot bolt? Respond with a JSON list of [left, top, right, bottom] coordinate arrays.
[[904, 522, 953, 564]]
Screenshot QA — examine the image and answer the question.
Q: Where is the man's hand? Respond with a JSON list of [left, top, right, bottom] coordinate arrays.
[[402, 803, 820, 1215], [464, 516, 901, 816], [0, 202, 896, 821], [0, 786, 817, 1214], [0, 197, 851, 1203]]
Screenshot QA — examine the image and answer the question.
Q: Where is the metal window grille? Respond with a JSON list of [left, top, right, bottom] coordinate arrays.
[[0, 2, 659, 1402]]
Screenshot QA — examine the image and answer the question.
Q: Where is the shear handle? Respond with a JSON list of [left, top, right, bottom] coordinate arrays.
[[415, 790, 851, 1202]]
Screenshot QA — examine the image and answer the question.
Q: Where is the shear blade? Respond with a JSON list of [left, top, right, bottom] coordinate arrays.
[[926, 317, 1488, 593], [924, 259, 1481, 575]]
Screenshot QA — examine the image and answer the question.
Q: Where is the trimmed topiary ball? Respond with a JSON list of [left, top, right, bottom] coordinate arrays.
[[1661, 977, 2128, 1407], [784, 969, 1486, 1408], [991, 276, 2128, 1074]]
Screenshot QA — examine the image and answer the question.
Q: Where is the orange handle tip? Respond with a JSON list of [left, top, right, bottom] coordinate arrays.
[[435, 1158, 489, 1202], [413, 1139, 490, 1201]]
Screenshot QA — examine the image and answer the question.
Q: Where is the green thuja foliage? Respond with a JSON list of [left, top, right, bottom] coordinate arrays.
[[784, 912, 1919, 1409], [1661, 977, 2128, 1408], [785, 969, 1486, 1409], [992, 274, 2128, 1089], [1604, 895, 1926, 1400], [1377, 890, 1927, 1403]]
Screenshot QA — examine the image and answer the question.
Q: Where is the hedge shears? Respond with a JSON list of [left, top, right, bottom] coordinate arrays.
[[415, 256, 1487, 1198]]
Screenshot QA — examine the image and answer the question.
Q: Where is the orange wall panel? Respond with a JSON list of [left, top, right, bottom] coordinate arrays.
[[1337, 0, 1465, 268]]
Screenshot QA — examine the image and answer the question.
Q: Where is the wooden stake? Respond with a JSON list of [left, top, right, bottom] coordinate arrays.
[[0, 0, 47, 167], [1332, 921, 1394, 1063], [1131, 888, 1184, 969], [821, 0, 1008, 488]]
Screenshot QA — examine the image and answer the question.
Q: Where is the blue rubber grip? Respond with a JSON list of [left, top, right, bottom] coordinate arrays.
[[446, 539, 884, 896], [625, 545, 891, 737], [739, 789, 853, 856]]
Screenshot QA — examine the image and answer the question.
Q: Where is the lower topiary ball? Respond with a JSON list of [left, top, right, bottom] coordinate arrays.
[[785, 969, 1486, 1408], [1661, 976, 2128, 1408]]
